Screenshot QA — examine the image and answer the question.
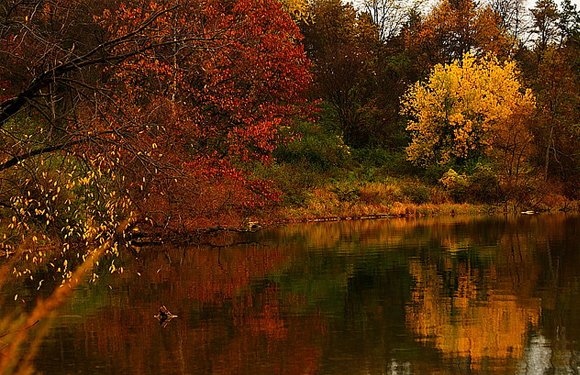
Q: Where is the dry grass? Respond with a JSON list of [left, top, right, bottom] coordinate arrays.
[[272, 179, 491, 222]]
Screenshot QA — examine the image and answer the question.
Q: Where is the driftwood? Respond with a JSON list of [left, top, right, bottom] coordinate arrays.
[[127, 223, 262, 248]]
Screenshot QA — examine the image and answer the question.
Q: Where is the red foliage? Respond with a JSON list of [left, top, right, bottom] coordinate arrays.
[[0, 0, 311, 233], [99, 0, 312, 229]]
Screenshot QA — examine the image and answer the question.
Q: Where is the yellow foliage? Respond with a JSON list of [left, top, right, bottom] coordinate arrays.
[[402, 53, 535, 167], [439, 168, 468, 190], [280, 0, 313, 23]]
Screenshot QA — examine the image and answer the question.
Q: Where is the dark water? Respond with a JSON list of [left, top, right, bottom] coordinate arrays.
[[3, 215, 580, 374]]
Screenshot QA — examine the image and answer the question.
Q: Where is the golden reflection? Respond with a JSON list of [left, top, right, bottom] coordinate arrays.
[[406, 258, 541, 369], [270, 215, 499, 253], [273, 214, 574, 255]]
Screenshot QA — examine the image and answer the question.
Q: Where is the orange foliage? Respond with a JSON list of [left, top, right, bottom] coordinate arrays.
[[406, 0, 512, 68]]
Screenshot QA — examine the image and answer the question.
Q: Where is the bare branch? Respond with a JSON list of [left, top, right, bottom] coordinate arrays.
[[0, 130, 116, 172]]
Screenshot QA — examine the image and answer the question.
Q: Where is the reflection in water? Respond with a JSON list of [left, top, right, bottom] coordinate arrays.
[[0, 214, 579, 374], [406, 259, 541, 369], [31, 244, 326, 375], [517, 335, 551, 375]]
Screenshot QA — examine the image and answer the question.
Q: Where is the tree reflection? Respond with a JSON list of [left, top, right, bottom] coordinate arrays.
[[403, 216, 580, 370], [34, 243, 326, 374], [406, 258, 541, 369], [1, 214, 579, 374]]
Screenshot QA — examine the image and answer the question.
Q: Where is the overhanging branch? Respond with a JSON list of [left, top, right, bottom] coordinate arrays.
[[0, 5, 181, 128], [0, 130, 115, 172]]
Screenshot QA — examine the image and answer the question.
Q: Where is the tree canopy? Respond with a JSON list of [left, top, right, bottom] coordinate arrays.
[[403, 53, 535, 169], [0, 0, 311, 245]]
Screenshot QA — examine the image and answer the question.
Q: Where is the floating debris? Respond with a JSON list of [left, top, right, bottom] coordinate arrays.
[[154, 305, 177, 327]]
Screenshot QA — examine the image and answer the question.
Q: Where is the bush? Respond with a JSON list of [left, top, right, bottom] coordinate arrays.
[[439, 169, 469, 202], [400, 181, 431, 204], [358, 182, 404, 205], [330, 181, 361, 203], [429, 186, 451, 204], [467, 164, 500, 203], [256, 163, 321, 207], [274, 121, 351, 172], [437, 165, 502, 203]]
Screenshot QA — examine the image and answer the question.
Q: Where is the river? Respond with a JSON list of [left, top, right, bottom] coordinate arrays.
[[2, 214, 579, 374]]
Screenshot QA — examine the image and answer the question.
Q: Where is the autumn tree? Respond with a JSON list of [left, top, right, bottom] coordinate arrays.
[[0, 0, 171, 249], [103, 0, 312, 230], [302, 0, 381, 147], [0, 0, 311, 248], [519, 0, 580, 196], [402, 54, 535, 184], [406, 0, 512, 71]]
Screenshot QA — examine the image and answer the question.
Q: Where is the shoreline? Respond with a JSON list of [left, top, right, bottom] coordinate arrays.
[[258, 200, 579, 228]]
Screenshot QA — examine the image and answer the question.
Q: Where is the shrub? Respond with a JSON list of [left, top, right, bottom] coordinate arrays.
[[467, 164, 500, 203], [256, 163, 320, 207], [351, 148, 416, 176], [274, 121, 351, 172], [429, 186, 451, 204], [400, 181, 431, 204], [330, 181, 361, 203], [358, 182, 404, 205], [439, 169, 469, 202]]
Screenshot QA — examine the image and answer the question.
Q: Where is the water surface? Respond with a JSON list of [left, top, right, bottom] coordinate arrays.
[[3, 214, 580, 374]]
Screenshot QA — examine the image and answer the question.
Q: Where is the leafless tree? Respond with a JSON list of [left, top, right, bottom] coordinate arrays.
[[362, 0, 416, 41]]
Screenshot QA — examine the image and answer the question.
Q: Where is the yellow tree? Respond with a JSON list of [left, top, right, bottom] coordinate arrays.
[[402, 53, 535, 179]]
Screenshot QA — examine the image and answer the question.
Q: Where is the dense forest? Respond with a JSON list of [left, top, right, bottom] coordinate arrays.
[[0, 0, 578, 253]]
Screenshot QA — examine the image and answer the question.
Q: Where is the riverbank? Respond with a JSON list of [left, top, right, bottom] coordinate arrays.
[[266, 201, 579, 226], [259, 179, 579, 226], [273, 202, 491, 223], [258, 132, 579, 227]]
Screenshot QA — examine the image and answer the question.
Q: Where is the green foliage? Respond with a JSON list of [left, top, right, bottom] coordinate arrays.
[[351, 148, 415, 177], [438, 164, 501, 203], [255, 163, 321, 206], [274, 121, 351, 172], [400, 181, 431, 204]]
